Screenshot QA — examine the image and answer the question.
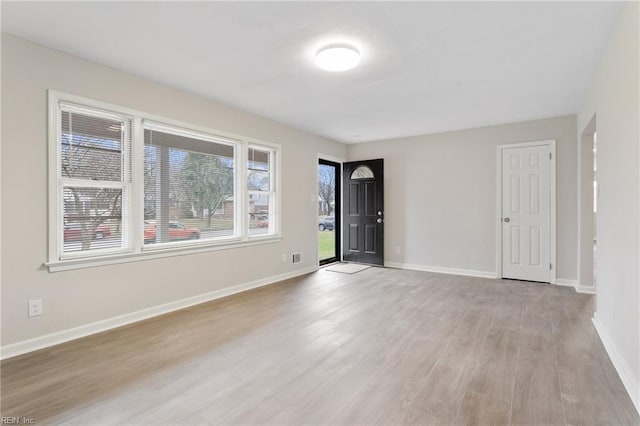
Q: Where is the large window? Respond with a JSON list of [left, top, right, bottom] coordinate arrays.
[[143, 123, 236, 246], [49, 92, 280, 270]]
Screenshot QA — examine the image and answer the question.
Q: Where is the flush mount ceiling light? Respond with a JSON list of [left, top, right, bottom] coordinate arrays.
[[315, 44, 360, 72]]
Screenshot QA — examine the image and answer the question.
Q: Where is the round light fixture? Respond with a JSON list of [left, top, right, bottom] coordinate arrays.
[[315, 44, 360, 72]]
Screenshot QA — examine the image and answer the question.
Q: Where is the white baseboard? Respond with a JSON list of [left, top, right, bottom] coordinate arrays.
[[386, 266, 595, 295], [592, 315, 640, 415], [555, 278, 577, 288], [576, 285, 596, 294], [0, 266, 318, 360], [385, 262, 497, 279], [555, 279, 596, 294]]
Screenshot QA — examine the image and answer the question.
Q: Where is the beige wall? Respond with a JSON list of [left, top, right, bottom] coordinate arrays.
[[0, 35, 346, 348], [577, 2, 639, 410], [347, 115, 578, 281]]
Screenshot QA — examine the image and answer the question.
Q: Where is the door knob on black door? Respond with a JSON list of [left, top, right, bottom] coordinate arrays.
[[377, 218, 383, 224]]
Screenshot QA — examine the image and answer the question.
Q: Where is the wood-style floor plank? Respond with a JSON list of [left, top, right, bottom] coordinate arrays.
[[1, 268, 637, 425], [458, 390, 511, 426], [467, 327, 519, 402], [510, 356, 566, 426]]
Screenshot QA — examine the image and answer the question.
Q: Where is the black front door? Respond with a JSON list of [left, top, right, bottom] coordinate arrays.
[[342, 159, 384, 266]]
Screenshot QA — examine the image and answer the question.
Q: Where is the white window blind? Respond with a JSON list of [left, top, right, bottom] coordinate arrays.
[[59, 103, 131, 256]]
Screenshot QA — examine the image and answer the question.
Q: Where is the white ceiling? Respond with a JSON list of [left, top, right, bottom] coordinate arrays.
[[1, 2, 624, 143]]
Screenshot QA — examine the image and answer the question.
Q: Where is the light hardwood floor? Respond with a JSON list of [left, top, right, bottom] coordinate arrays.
[[1, 267, 638, 425]]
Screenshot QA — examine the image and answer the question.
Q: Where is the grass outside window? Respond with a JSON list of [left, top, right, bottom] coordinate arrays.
[[318, 230, 335, 261]]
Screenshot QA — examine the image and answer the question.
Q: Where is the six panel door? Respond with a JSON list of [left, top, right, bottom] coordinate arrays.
[[501, 145, 551, 282]]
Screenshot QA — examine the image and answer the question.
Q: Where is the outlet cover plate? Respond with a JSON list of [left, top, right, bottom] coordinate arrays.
[[28, 299, 43, 317]]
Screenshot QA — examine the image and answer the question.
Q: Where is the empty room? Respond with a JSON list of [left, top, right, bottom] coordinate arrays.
[[1, 1, 639, 425]]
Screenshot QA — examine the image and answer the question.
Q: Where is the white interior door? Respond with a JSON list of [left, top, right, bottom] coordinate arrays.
[[501, 145, 551, 282]]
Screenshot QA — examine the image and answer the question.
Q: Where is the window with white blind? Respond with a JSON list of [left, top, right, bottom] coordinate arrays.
[[58, 104, 132, 257], [48, 92, 281, 270]]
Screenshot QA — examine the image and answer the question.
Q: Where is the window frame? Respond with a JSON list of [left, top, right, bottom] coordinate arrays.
[[55, 102, 134, 260], [47, 90, 282, 272], [247, 145, 279, 238], [140, 120, 241, 251]]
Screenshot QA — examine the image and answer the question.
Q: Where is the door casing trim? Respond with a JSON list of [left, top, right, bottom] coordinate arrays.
[[342, 159, 385, 266], [496, 140, 556, 284]]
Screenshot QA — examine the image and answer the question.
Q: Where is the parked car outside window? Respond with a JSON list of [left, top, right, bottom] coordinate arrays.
[[144, 220, 200, 243], [63, 223, 111, 241], [318, 216, 335, 231]]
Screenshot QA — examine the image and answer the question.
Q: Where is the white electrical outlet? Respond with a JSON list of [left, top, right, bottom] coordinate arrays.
[[282, 254, 287, 263], [28, 299, 43, 318]]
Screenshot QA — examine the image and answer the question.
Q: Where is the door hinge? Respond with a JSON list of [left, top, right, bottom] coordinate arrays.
[[549, 263, 553, 270], [549, 152, 552, 160]]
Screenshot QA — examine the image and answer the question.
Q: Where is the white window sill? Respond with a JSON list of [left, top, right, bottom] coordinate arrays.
[[46, 236, 283, 272]]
